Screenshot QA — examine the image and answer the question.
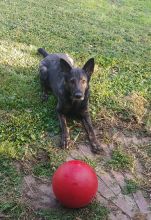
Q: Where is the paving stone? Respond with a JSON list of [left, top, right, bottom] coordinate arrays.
[[23, 175, 59, 210], [112, 193, 139, 218], [135, 161, 144, 178], [147, 213, 151, 220], [115, 212, 131, 220], [108, 213, 117, 220], [96, 193, 109, 206], [66, 140, 150, 220], [97, 178, 115, 200], [69, 149, 84, 159], [78, 144, 95, 159], [112, 133, 151, 147], [109, 212, 130, 220], [97, 192, 120, 212], [99, 171, 121, 195], [133, 191, 150, 214], [111, 170, 125, 188]]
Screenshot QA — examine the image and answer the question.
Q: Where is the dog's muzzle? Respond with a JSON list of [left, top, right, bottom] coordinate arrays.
[[73, 92, 84, 101]]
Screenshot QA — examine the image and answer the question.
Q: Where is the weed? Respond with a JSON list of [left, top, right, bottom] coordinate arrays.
[[107, 148, 135, 171], [36, 201, 109, 220], [0, 155, 23, 218], [122, 179, 138, 195]]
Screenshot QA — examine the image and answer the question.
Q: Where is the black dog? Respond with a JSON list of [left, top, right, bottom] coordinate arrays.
[[38, 48, 101, 153]]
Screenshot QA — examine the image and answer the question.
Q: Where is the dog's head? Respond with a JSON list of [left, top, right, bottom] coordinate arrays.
[[60, 58, 95, 101]]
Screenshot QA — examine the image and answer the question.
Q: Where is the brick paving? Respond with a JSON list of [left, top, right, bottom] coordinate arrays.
[[67, 141, 151, 220], [23, 135, 151, 220]]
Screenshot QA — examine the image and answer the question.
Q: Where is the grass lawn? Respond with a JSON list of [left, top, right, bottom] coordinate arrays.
[[0, 0, 151, 219]]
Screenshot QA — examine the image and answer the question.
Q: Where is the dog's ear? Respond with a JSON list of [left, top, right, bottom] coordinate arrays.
[[83, 58, 95, 80], [60, 59, 72, 73]]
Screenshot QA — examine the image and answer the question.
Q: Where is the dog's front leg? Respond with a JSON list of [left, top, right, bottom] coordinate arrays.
[[57, 112, 70, 149], [82, 112, 101, 154]]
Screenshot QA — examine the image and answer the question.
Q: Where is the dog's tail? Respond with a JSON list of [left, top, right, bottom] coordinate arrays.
[[38, 48, 49, 58]]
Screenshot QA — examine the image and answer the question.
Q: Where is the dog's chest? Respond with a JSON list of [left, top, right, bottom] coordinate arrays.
[[71, 102, 82, 112], [63, 100, 86, 117]]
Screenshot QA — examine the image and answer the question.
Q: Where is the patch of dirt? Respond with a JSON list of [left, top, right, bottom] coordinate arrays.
[[69, 136, 151, 219], [22, 175, 60, 210], [132, 213, 148, 220], [14, 149, 50, 175], [21, 128, 151, 220]]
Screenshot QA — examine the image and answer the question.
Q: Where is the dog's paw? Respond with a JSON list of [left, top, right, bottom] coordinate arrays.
[[91, 142, 102, 154], [60, 137, 71, 149]]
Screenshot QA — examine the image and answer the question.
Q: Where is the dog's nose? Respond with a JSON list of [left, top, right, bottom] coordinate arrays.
[[75, 92, 83, 99]]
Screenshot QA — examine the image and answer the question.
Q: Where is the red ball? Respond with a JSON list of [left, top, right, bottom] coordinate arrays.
[[52, 160, 98, 208]]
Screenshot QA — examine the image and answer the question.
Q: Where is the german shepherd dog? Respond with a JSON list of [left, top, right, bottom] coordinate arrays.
[[38, 48, 101, 153]]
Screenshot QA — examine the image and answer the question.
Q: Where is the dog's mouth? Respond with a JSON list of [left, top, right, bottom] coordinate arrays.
[[71, 95, 84, 101], [73, 97, 84, 101]]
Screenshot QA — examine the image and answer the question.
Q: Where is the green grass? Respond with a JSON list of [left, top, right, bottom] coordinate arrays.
[[122, 179, 138, 195], [107, 148, 135, 171], [0, 155, 23, 218], [0, 0, 151, 218], [36, 201, 109, 220]]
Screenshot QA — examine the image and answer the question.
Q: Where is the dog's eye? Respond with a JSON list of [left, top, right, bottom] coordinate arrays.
[[82, 79, 86, 84]]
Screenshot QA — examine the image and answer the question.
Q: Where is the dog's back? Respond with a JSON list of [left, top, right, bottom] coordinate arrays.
[[38, 48, 74, 65], [38, 48, 74, 97]]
